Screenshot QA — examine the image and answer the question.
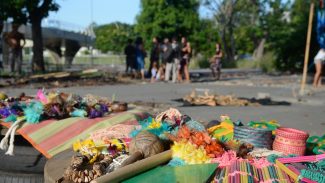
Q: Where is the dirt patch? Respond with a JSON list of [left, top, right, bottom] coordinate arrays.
[[177, 91, 291, 107], [0, 71, 140, 89], [129, 101, 173, 115]]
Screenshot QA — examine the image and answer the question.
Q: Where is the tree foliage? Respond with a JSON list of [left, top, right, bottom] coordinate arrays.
[[94, 22, 135, 53], [203, 0, 240, 62], [0, 1, 27, 24], [135, 0, 200, 47], [0, 0, 59, 73], [203, 0, 318, 72], [269, 0, 318, 71], [191, 18, 220, 57]]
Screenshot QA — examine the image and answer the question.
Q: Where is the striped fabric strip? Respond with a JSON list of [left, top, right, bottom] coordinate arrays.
[[0, 109, 149, 158], [29, 118, 82, 144], [46, 113, 139, 156], [18, 119, 56, 134], [39, 117, 112, 151]]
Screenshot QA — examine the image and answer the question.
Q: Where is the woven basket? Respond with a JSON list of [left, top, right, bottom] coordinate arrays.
[[273, 127, 309, 156], [234, 126, 273, 149]]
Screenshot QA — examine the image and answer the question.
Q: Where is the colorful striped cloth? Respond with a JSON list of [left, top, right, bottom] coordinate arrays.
[[213, 159, 292, 183], [0, 109, 149, 158]]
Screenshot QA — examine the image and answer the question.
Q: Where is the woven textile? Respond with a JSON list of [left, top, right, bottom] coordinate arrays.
[[0, 109, 149, 158], [273, 128, 309, 156], [234, 126, 273, 149]]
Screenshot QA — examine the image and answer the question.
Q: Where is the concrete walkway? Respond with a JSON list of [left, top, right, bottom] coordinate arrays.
[[3, 74, 325, 136]]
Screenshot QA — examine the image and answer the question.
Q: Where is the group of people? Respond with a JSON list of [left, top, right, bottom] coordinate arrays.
[[0, 24, 26, 75], [124, 36, 192, 83]]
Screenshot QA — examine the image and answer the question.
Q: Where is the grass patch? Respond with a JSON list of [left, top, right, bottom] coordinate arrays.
[[189, 55, 210, 69], [235, 52, 277, 73], [73, 55, 125, 65], [236, 59, 259, 69]]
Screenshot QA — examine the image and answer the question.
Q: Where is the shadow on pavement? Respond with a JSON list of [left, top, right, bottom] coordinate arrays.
[[173, 98, 291, 107]]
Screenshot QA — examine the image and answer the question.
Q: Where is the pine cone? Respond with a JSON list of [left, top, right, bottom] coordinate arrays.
[[43, 104, 54, 117], [71, 155, 85, 169]]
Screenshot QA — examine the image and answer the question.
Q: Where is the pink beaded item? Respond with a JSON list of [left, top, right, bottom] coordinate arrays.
[[273, 127, 309, 156]]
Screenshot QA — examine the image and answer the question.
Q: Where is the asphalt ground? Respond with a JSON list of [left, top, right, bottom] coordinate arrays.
[[3, 72, 325, 136]]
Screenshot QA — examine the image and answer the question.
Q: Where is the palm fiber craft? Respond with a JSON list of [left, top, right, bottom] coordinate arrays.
[[234, 126, 273, 149], [273, 127, 309, 156]]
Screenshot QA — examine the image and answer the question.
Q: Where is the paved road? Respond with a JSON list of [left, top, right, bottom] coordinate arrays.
[[1, 71, 324, 180], [3, 74, 325, 136]]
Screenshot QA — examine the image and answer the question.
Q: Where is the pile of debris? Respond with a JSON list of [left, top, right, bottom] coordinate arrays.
[[0, 69, 136, 88], [183, 90, 260, 107]]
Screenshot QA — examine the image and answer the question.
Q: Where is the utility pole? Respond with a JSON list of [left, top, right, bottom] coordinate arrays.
[[300, 2, 315, 95], [90, 0, 94, 66]]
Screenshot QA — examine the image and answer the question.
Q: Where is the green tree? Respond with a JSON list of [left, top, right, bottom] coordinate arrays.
[[94, 22, 135, 53], [1, 0, 59, 73], [233, 0, 265, 59], [135, 0, 200, 47], [270, 0, 317, 72], [203, 0, 241, 62], [191, 18, 220, 56], [0, 1, 27, 29]]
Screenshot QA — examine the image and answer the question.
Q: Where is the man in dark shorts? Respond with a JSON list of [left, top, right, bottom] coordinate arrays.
[[5, 24, 25, 74], [149, 37, 160, 78], [0, 23, 4, 70], [124, 39, 136, 73], [162, 38, 173, 82]]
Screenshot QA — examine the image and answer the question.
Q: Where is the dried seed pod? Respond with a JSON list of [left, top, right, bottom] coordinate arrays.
[[103, 154, 113, 159], [85, 176, 89, 183], [84, 169, 88, 176], [98, 154, 105, 161], [63, 166, 74, 180], [84, 154, 92, 162], [72, 171, 77, 181], [129, 131, 164, 158], [99, 159, 111, 168], [88, 170, 94, 179], [77, 177, 82, 183], [93, 162, 104, 175], [71, 155, 84, 169], [80, 172, 85, 181]]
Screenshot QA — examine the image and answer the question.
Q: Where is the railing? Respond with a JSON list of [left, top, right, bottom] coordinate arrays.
[[19, 54, 126, 73], [42, 19, 95, 38]]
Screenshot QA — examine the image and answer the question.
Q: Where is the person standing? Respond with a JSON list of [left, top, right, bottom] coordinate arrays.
[[180, 37, 191, 82], [149, 37, 160, 78], [162, 38, 173, 82], [150, 61, 159, 82], [313, 4, 325, 88], [124, 39, 136, 74], [135, 37, 146, 80], [5, 24, 25, 75], [171, 37, 181, 83], [210, 43, 223, 80], [0, 23, 4, 70]]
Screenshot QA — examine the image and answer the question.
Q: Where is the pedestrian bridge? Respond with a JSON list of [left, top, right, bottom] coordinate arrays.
[[3, 19, 95, 65]]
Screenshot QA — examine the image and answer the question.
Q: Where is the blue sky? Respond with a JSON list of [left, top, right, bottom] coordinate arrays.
[[48, 0, 209, 28], [48, 0, 142, 27]]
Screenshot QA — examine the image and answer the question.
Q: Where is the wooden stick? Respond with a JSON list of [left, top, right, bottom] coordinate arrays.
[[275, 160, 298, 181], [92, 150, 172, 183], [300, 2, 315, 95]]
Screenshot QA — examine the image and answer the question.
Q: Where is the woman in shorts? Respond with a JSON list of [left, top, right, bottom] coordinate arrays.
[[180, 37, 191, 82], [313, 49, 325, 88], [210, 43, 223, 80]]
